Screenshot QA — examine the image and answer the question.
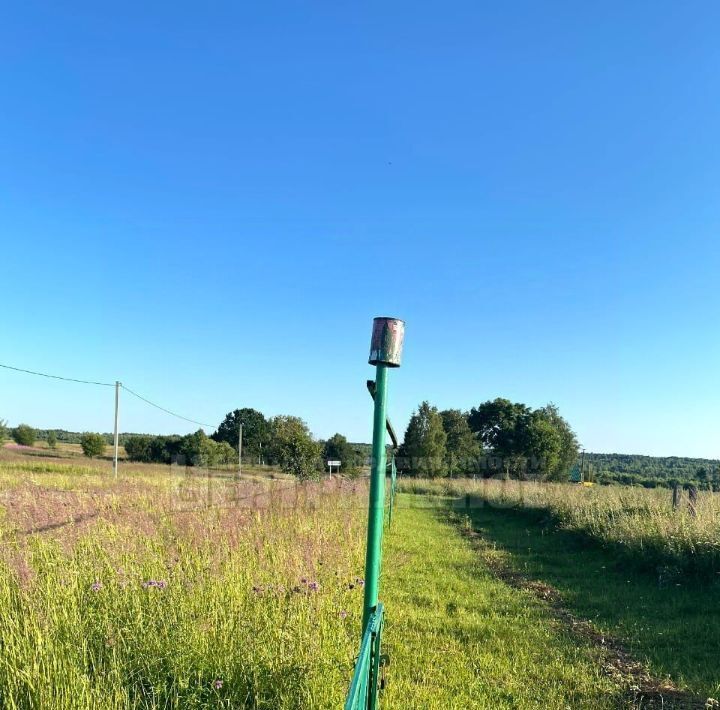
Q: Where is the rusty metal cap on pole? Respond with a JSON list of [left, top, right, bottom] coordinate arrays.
[[369, 317, 405, 367]]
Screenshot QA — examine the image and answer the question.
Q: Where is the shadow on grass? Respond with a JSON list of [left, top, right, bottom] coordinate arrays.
[[442, 500, 720, 698]]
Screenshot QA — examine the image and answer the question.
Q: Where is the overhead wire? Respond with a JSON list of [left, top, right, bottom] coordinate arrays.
[[120, 384, 213, 428], [0, 362, 213, 429], [0, 363, 114, 387]]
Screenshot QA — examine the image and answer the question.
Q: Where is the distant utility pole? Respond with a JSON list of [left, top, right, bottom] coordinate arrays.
[[237, 422, 243, 478], [113, 381, 121, 478]]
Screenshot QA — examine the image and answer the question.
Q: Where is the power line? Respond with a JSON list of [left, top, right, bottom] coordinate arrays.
[[0, 361, 214, 429], [0, 362, 114, 387], [121, 384, 214, 429]]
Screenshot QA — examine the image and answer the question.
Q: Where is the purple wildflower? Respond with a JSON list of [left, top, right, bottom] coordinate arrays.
[[356, 578, 365, 588], [300, 577, 308, 585], [339, 610, 348, 619], [90, 581, 103, 592], [142, 579, 167, 590], [308, 581, 319, 592], [213, 679, 223, 690]]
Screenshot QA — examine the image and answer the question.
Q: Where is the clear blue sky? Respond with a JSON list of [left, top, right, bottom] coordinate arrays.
[[2, 2, 720, 457]]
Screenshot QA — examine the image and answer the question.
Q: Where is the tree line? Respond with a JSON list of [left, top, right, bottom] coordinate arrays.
[[124, 408, 366, 480], [397, 398, 578, 480], [583, 452, 720, 490], [5, 407, 720, 488], [1, 399, 580, 481], [0, 411, 365, 480]]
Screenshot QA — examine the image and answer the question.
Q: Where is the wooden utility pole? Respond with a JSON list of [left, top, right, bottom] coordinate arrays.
[[113, 381, 121, 478]]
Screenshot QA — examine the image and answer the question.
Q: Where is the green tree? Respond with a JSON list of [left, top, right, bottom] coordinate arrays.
[[0, 419, 7, 446], [401, 401, 448, 478], [47, 430, 58, 449], [80, 432, 106, 458], [212, 408, 270, 463], [181, 430, 214, 467], [467, 399, 578, 480], [12, 424, 36, 447], [468, 399, 530, 477], [180, 430, 243, 468], [323, 433, 360, 474], [215, 441, 238, 465], [125, 435, 153, 462], [150, 435, 183, 464], [270, 416, 322, 480], [440, 409, 482, 476], [535, 404, 579, 480], [520, 411, 562, 479]]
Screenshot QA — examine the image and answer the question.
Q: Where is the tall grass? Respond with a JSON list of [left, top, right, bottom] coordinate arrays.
[[0, 465, 368, 708], [398, 477, 720, 579]]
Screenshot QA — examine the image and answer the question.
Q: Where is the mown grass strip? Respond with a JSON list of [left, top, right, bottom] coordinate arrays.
[[457, 499, 720, 701], [381, 495, 624, 709]]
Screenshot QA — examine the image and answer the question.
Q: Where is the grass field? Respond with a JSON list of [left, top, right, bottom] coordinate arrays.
[[0, 458, 365, 708], [455, 498, 720, 700], [0, 441, 285, 481], [1, 453, 715, 707], [398, 478, 720, 701], [382, 498, 626, 709], [399, 477, 720, 579]]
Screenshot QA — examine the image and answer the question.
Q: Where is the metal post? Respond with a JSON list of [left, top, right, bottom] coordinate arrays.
[[362, 363, 389, 631], [238, 422, 243, 478], [362, 317, 404, 632], [113, 381, 120, 478]]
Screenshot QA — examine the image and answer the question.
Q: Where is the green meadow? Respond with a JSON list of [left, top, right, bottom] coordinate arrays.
[[1, 460, 715, 707]]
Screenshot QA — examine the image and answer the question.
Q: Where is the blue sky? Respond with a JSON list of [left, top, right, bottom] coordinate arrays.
[[2, 2, 720, 457]]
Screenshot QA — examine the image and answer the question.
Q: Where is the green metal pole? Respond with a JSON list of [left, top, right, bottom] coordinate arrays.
[[362, 362, 389, 631]]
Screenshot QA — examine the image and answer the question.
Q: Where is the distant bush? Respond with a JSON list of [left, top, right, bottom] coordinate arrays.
[[124, 435, 153, 462], [0, 419, 7, 445], [12, 424, 36, 447], [215, 441, 238, 466], [269, 416, 322, 481], [181, 430, 237, 467], [149, 435, 183, 464], [124, 432, 235, 467], [80, 432, 106, 459], [47, 431, 57, 449], [323, 433, 362, 474]]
